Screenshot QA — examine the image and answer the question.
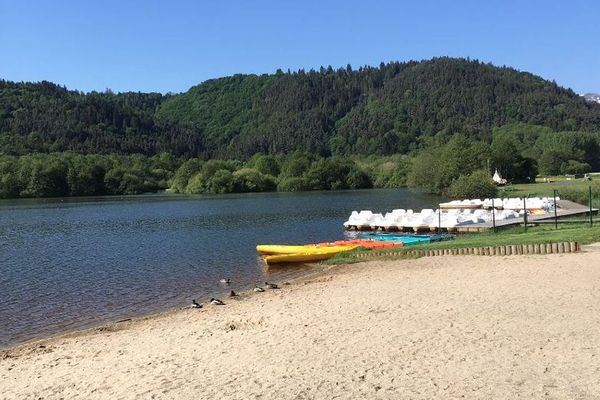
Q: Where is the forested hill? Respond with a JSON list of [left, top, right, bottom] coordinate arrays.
[[2, 57, 600, 158]]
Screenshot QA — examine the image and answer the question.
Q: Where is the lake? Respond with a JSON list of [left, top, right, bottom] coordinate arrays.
[[0, 189, 441, 348]]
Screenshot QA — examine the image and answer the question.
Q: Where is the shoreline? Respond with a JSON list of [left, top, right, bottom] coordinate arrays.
[[0, 263, 334, 353], [3, 249, 600, 399]]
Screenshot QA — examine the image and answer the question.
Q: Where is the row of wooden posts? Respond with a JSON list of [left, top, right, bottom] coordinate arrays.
[[353, 241, 580, 259]]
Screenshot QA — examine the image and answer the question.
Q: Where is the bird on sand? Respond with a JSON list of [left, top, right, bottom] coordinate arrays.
[[265, 282, 279, 289], [229, 290, 238, 297], [190, 299, 202, 308], [210, 298, 225, 305], [253, 286, 265, 292]]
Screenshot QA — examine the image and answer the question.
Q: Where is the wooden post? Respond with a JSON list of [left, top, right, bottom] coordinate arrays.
[[492, 198, 496, 233], [523, 197, 528, 232], [553, 189, 558, 230], [590, 186, 593, 227]]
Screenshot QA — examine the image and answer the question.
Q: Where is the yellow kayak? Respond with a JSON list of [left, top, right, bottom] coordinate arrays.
[[256, 244, 356, 255], [264, 247, 355, 264]]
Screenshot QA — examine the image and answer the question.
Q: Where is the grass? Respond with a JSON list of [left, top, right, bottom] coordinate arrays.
[[498, 176, 600, 209], [500, 179, 594, 198], [326, 223, 600, 264]]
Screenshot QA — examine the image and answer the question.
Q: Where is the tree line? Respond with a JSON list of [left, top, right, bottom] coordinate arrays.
[[2, 122, 599, 199], [406, 123, 600, 197], [0, 152, 405, 199]]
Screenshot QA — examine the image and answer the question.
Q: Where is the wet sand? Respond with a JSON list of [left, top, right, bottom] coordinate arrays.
[[2, 248, 600, 399]]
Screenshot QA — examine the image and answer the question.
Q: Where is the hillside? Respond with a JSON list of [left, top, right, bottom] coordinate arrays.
[[2, 57, 600, 158]]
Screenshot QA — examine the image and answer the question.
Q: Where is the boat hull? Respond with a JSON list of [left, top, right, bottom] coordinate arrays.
[[264, 252, 341, 264], [256, 244, 356, 255]]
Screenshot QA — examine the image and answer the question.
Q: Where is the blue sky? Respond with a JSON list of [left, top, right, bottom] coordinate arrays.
[[1, 0, 598, 94]]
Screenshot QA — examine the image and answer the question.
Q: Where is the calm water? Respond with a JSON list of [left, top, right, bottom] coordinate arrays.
[[0, 189, 441, 347]]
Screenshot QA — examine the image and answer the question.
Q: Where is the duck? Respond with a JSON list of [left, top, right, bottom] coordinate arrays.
[[220, 278, 231, 284], [253, 286, 265, 292], [265, 282, 279, 289], [191, 299, 202, 309], [229, 290, 238, 297], [210, 298, 225, 305]]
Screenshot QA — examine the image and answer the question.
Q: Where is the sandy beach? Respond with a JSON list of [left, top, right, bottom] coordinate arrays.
[[2, 248, 600, 399]]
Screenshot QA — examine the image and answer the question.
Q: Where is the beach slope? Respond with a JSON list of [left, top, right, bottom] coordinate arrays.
[[2, 249, 600, 399]]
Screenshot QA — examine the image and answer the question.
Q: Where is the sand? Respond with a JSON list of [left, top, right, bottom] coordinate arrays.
[[2, 248, 600, 400]]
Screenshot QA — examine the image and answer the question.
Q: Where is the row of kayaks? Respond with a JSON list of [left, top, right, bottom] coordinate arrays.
[[256, 234, 454, 265]]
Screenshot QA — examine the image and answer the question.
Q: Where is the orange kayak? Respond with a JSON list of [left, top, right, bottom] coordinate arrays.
[[312, 239, 403, 249]]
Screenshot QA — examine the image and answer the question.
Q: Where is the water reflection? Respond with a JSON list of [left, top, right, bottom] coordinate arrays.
[[0, 189, 441, 347]]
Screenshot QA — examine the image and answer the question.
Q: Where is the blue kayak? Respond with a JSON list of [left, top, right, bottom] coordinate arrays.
[[357, 233, 432, 245], [356, 233, 454, 246]]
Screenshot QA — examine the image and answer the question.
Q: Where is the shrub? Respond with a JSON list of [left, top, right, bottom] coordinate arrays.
[[250, 154, 280, 177], [206, 169, 234, 194], [185, 173, 205, 194], [346, 169, 373, 189], [561, 160, 591, 175], [445, 170, 497, 199], [232, 168, 276, 192], [170, 159, 203, 193], [277, 177, 310, 192], [407, 135, 490, 194], [281, 154, 312, 177]]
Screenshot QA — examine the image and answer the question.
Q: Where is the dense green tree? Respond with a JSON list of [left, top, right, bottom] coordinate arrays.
[[446, 170, 498, 199], [490, 135, 537, 183], [276, 177, 310, 192], [67, 163, 106, 196], [346, 169, 373, 189], [408, 135, 491, 194], [437, 136, 490, 189], [21, 159, 69, 197], [0, 152, 411, 198], [170, 159, 203, 193], [538, 150, 565, 176], [207, 169, 234, 194], [185, 173, 205, 194], [280, 153, 314, 178], [232, 168, 276, 192], [561, 160, 591, 175], [3, 57, 600, 159], [249, 154, 280, 177]]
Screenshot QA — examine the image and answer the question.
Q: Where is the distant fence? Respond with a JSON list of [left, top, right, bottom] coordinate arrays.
[[471, 185, 596, 232], [352, 241, 580, 259], [537, 187, 596, 230]]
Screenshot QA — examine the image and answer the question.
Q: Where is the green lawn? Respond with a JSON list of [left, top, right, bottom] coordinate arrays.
[[498, 175, 600, 209], [500, 179, 594, 198], [326, 223, 600, 264]]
